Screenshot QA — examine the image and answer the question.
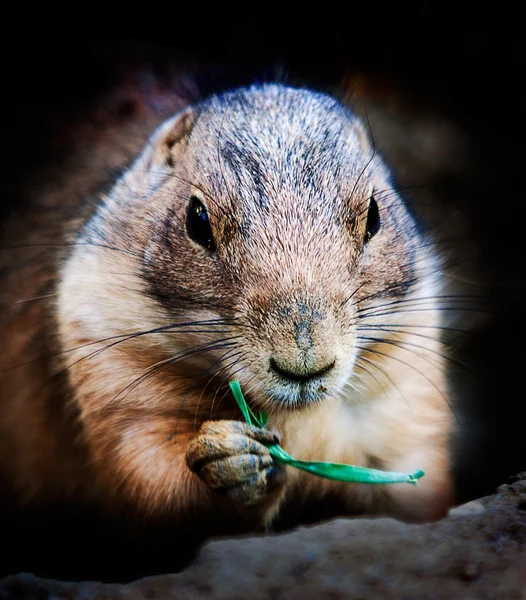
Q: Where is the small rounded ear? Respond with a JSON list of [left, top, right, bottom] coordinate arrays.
[[147, 106, 197, 169], [351, 116, 373, 155], [113, 106, 197, 203]]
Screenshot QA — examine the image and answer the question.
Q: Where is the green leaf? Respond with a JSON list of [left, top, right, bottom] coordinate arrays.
[[228, 380, 425, 486], [258, 412, 269, 426], [229, 380, 261, 428]]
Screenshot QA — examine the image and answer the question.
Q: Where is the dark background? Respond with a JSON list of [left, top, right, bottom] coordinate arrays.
[[1, 2, 524, 582]]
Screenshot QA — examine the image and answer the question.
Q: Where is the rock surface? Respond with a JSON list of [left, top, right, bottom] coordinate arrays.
[[1, 475, 525, 600]]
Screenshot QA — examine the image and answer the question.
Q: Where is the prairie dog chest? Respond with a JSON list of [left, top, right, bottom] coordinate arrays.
[[274, 382, 439, 473], [275, 397, 394, 468]]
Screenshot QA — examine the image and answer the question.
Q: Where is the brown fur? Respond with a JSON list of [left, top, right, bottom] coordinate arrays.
[[0, 84, 453, 558]]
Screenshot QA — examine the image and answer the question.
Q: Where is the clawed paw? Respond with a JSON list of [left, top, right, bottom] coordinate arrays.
[[186, 420, 286, 506]]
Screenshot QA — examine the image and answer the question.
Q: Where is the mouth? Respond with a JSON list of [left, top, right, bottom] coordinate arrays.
[[267, 359, 336, 407], [270, 379, 332, 407], [269, 358, 336, 383], [269, 375, 331, 408]]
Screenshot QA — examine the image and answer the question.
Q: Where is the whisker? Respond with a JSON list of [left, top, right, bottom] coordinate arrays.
[[147, 169, 232, 222], [356, 330, 480, 378], [116, 342, 235, 420], [357, 334, 443, 372], [350, 107, 376, 203], [104, 337, 242, 410], [357, 325, 458, 346], [1, 318, 239, 375], [239, 375, 266, 411], [192, 350, 252, 429], [208, 351, 250, 419], [358, 307, 491, 320], [352, 284, 439, 308], [356, 293, 486, 311], [12, 293, 58, 305], [338, 281, 369, 310], [352, 357, 389, 399], [172, 347, 246, 438], [189, 347, 246, 428], [354, 353, 409, 408], [0, 242, 142, 258], [356, 344, 458, 421], [202, 366, 258, 424], [86, 328, 236, 363], [357, 323, 477, 336]]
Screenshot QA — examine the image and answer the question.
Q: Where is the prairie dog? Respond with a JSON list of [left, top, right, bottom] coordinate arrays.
[[1, 84, 453, 562]]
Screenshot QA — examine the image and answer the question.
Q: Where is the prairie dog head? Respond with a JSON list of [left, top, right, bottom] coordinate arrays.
[[63, 84, 435, 412]]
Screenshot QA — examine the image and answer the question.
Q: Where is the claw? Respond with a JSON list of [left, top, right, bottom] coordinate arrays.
[[185, 420, 286, 506]]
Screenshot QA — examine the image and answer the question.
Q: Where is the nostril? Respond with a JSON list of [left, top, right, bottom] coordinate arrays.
[[269, 358, 336, 382]]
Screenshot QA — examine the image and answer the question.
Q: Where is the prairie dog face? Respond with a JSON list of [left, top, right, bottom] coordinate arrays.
[[84, 84, 424, 411]]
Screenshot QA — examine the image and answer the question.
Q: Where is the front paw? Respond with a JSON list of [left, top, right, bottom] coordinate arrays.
[[186, 420, 286, 506]]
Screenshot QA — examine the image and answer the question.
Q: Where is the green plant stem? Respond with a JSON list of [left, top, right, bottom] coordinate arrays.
[[229, 380, 425, 486]]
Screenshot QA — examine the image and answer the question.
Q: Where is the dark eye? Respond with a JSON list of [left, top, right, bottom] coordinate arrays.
[[186, 196, 215, 251], [364, 195, 380, 242]]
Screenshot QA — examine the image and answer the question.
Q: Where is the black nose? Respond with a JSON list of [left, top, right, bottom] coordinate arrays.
[[269, 358, 335, 382]]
